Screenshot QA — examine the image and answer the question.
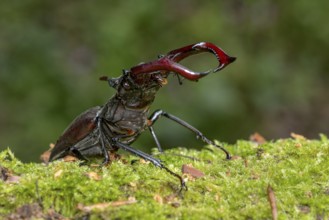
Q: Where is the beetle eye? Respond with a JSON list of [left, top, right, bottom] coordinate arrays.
[[123, 81, 131, 89]]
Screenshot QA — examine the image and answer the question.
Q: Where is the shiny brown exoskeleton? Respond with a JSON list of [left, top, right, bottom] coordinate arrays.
[[49, 42, 236, 190]]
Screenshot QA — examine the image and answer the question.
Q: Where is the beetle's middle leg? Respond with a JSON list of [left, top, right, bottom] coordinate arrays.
[[148, 109, 231, 160], [103, 135, 187, 191]]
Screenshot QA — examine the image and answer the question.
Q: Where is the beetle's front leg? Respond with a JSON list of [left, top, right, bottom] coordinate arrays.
[[148, 109, 231, 160]]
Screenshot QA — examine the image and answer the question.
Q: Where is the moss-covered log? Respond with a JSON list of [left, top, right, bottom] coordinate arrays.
[[1, 135, 329, 219]]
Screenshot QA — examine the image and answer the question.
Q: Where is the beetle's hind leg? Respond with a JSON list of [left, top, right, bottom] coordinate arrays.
[[67, 140, 107, 165], [98, 131, 110, 166], [148, 109, 231, 160], [96, 118, 112, 166], [69, 146, 90, 165]]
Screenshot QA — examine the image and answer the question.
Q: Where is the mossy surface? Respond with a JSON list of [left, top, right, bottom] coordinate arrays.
[[1, 135, 329, 219]]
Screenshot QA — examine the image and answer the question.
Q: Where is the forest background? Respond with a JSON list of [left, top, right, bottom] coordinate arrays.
[[1, 0, 328, 161]]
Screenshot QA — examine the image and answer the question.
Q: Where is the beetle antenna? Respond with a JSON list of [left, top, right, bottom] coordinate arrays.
[[175, 73, 183, 85]]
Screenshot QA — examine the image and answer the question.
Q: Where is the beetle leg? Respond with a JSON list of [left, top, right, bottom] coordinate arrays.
[[148, 126, 163, 152], [63, 118, 111, 166], [97, 117, 111, 165], [99, 132, 110, 166], [111, 140, 187, 191], [70, 146, 89, 161], [101, 127, 187, 190], [148, 109, 231, 160], [148, 125, 202, 162]]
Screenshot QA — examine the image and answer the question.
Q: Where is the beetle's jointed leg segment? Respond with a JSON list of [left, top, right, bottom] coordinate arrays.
[[110, 139, 187, 191], [96, 117, 111, 165], [148, 109, 231, 160], [148, 126, 163, 152]]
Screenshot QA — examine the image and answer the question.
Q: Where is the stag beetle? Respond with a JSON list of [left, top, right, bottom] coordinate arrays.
[[49, 42, 236, 189]]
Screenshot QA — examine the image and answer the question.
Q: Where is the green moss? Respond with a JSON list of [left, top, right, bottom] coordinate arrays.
[[1, 136, 329, 219]]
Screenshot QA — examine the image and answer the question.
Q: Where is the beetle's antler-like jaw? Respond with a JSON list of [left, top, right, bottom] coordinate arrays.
[[130, 42, 236, 81], [190, 42, 236, 72]]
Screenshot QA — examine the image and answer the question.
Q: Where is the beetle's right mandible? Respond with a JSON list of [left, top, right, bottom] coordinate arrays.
[[130, 42, 236, 81]]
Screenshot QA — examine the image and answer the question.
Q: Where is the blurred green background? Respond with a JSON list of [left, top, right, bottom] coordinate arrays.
[[1, 0, 328, 162]]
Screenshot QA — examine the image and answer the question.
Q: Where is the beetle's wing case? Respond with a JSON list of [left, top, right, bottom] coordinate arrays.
[[49, 106, 102, 161]]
